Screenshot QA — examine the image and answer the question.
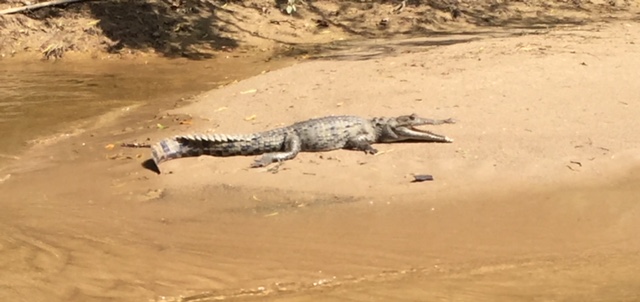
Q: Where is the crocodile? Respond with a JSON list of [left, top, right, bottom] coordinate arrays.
[[148, 113, 455, 173]]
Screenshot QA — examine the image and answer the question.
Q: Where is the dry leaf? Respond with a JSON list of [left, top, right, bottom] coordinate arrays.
[[104, 144, 115, 150], [244, 114, 257, 121]]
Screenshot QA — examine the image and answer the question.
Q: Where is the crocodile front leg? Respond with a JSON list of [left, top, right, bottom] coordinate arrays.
[[251, 133, 302, 168], [346, 137, 378, 155]]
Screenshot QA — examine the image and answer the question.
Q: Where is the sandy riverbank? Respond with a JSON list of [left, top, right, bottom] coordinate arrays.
[[1, 20, 640, 302]]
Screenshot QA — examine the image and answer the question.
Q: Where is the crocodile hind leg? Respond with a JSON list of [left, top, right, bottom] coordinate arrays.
[[251, 134, 302, 168]]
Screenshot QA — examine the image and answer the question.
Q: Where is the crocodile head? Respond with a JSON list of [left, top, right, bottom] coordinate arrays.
[[374, 113, 455, 143]]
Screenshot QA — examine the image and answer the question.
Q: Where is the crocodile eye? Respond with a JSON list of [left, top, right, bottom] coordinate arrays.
[[409, 114, 417, 120]]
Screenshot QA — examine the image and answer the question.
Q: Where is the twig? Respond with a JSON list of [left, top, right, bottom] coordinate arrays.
[[392, 0, 406, 14], [121, 142, 152, 148], [0, 0, 95, 15]]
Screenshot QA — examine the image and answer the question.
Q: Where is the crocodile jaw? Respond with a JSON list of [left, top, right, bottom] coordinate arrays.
[[392, 126, 454, 143]]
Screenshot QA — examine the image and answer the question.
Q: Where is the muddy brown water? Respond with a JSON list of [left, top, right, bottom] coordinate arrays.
[[0, 57, 287, 163]]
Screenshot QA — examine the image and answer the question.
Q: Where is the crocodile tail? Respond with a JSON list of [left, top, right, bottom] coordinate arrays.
[[151, 134, 255, 166], [151, 138, 186, 167]]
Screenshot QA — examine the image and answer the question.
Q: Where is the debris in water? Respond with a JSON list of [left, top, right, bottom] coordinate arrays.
[[0, 174, 11, 184], [0, 153, 20, 160]]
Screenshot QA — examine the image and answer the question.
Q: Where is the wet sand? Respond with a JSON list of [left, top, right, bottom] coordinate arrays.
[[2, 152, 639, 301], [1, 21, 640, 302]]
